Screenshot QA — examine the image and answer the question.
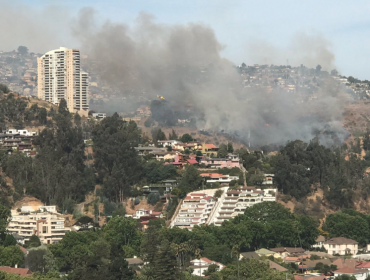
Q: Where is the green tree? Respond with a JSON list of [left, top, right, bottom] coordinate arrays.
[[227, 142, 234, 153], [180, 134, 193, 143], [169, 129, 178, 140], [323, 211, 370, 247], [0, 245, 24, 267], [0, 203, 10, 235], [203, 264, 218, 276], [27, 235, 41, 248], [220, 258, 288, 280], [0, 84, 10, 94], [39, 107, 48, 125], [241, 202, 293, 223], [93, 114, 142, 202], [26, 249, 48, 273], [3, 234, 17, 247], [153, 239, 180, 280], [217, 144, 228, 158], [334, 275, 356, 280], [177, 165, 202, 196], [103, 216, 142, 256], [364, 130, 370, 151], [152, 127, 167, 143], [17, 46, 28, 55]]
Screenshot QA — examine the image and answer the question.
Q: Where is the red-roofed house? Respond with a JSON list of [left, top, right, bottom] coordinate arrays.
[[0, 267, 32, 277], [190, 257, 225, 276], [357, 262, 370, 269], [200, 154, 241, 169], [187, 158, 198, 165], [201, 143, 219, 157]]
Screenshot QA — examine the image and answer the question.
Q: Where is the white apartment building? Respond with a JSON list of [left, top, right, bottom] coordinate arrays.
[[171, 187, 278, 228], [7, 206, 71, 245], [211, 186, 264, 225], [171, 193, 215, 229], [37, 47, 89, 113]]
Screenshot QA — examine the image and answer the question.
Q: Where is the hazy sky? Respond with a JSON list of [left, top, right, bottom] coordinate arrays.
[[5, 0, 370, 79]]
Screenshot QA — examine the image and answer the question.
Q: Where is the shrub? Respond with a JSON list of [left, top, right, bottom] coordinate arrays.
[[134, 197, 140, 205], [147, 193, 160, 205]]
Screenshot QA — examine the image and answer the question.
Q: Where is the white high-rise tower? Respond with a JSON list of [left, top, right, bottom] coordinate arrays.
[[37, 47, 89, 113]]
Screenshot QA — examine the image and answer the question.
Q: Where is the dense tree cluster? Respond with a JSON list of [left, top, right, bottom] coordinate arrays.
[[92, 113, 143, 202], [323, 209, 370, 247], [2, 100, 95, 209]]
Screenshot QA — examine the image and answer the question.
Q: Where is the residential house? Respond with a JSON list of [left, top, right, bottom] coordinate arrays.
[[262, 188, 277, 202], [200, 173, 239, 184], [200, 154, 241, 169], [126, 257, 144, 271], [300, 259, 333, 272], [169, 153, 185, 168], [0, 267, 32, 277], [239, 251, 260, 260], [201, 143, 219, 157], [91, 113, 106, 120], [131, 209, 163, 219], [157, 140, 182, 148], [190, 257, 224, 277], [268, 260, 288, 272], [6, 129, 37, 136], [332, 258, 360, 269], [334, 267, 369, 280], [367, 244, 370, 252], [313, 235, 326, 249], [270, 247, 305, 258], [323, 237, 358, 255], [284, 257, 302, 265], [134, 146, 166, 156], [262, 174, 274, 185], [357, 262, 370, 269], [255, 248, 280, 258]]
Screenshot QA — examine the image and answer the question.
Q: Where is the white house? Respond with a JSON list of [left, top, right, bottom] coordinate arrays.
[[323, 237, 358, 255], [262, 188, 277, 202], [6, 129, 37, 136], [190, 257, 224, 277], [312, 235, 326, 249], [157, 140, 183, 148], [262, 174, 274, 185], [334, 267, 369, 280], [131, 209, 163, 219]]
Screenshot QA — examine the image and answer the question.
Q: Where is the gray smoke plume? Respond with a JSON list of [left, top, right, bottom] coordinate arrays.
[[74, 10, 348, 146], [246, 31, 336, 71], [0, 3, 349, 147]]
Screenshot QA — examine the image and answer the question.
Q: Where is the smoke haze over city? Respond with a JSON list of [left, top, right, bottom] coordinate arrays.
[[0, 1, 360, 146]]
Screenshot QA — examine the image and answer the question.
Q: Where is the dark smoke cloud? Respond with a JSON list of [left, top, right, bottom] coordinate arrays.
[[0, 3, 349, 146], [75, 10, 348, 146]]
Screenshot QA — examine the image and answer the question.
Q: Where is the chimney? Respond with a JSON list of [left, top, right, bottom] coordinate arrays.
[[15, 264, 18, 268]]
